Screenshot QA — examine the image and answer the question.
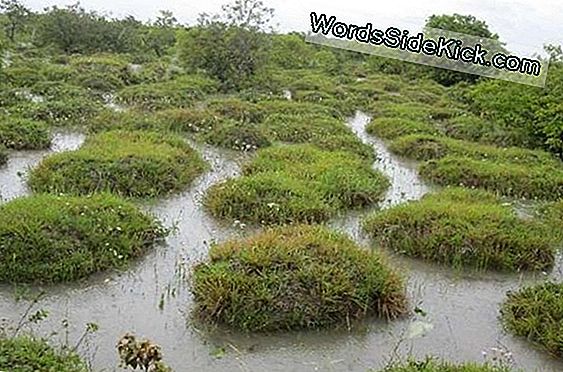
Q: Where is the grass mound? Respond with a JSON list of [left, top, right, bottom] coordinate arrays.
[[29, 130, 207, 198], [419, 156, 563, 200], [389, 134, 558, 166], [380, 358, 511, 372], [366, 118, 440, 140], [0, 194, 166, 283], [205, 144, 389, 224], [260, 113, 374, 159], [500, 282, 563, 356], [201, 119, 271, 151], [257, 100, 344, 119], [0, 117, 51, 150], [192, 224, 407, 331], [362, 188, 556, 271], [205, 97, 265, 123], [0, 336, 87, 371]]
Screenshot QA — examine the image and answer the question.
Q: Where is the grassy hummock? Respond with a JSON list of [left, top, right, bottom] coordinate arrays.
[[0, 117, 51, 150], [0, 194, 166, 283], [0, 336, 87, 372], [362, 188, 556, 271], [366, 118, 440, 140], [500, 282, 563, 356], [419, 156, 563, 200], [389, 134, 558, 166], [29, 130, 207, 198], [192, 224, 407, 331], [379, 358, 511, 372], [205, 144, 389, 224]]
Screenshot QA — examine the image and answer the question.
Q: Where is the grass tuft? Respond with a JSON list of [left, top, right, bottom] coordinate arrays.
[[192, 224, 407, 331], [366, 118, 440, 140], [0, 117, 51, 150]]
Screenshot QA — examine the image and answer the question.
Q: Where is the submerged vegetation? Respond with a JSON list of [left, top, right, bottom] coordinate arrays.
[[29, 130, 207, 197], [192, 224, 407, 331], [500, 282, 563, 356], [205, 144, 389, 224], [362, 188, 556, 271], [0, 194, 166, 283]]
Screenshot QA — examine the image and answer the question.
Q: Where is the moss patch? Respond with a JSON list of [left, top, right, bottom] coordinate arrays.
[[362, 188, 556, 271], [389, 134, 558, 166], [0, 336, 87, 371], [0, 194, 166, 283], [205, 144, 389, 224], [419, 156, 563, 200], [29, 130, 207, 198], [500, 282, 563, 356], [192, 224, 407, 331], [0, 117, 51, 150], [366, 118, 440, 140]]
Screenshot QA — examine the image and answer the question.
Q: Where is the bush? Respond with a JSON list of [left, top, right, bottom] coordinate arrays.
[[366, 118, 440, 140], [205, 145, 389, 224], [0, 336, 87, 371], [260, 113, 374, 159], [0, 117, 51, 150], [419, 156, 563, 200], [0, 194, 166, 283], [29, 130, 207, 198], [389, 134, 559, 166], [362, 188, 556, 271], [192, 224, 407, 331], [500, 282, 563, 356]]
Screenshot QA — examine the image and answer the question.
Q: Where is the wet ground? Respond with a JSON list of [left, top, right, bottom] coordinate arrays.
[[0, 113, 562, 371]]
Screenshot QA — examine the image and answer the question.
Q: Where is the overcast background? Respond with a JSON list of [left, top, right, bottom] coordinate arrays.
[[23, 0, 563, 56]]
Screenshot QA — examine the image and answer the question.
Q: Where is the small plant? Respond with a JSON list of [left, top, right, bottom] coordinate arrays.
[[117, 333, 171, 372]]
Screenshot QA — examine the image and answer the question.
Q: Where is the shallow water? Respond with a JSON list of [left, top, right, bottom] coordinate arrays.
[[0, 117, 562, 371]]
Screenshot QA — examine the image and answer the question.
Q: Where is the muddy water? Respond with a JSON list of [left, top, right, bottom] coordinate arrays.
[[0, 117, 562, 371]]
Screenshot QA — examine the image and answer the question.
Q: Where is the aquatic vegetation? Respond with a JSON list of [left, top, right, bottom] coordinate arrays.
[[389, 134, 559, 166], [0, 117, 51, 150], [419, 156, 563, 200], [117, 76, 219, 110], [205, 144, 389, 224], [379, 358, 511, 372], [117, 334, 171, 372], [260, 113, 374, 159], [29, 130, 207, 198], [500, 282, 563, 357], [192, 224, 407, 331], [366, 117, 440, 140], [0, 194, 166, 283], [362, 188, 556, 271], [0, 336, 87, 371]]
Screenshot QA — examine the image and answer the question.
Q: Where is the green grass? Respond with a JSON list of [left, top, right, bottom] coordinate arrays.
[[419, 156, 563, 200], [378, 358, 511, 372], [260, 113, 374, 159], [389, 134, 559, 166], [362, 188, 556, 271], [500, 282, 563, 356], [29, 130, 207, 198], [366, 118, 440, 140], [0, 117, 51, 150], [205, 144, 389, 224], [205, 97, 266, 123], [0, 336, 87, 372], [0, 194, 166, 283], [191, 224, 407, 331], [370, 101, 458, 122], [257, 100, 344, 119], [201, 119, 271, 151]]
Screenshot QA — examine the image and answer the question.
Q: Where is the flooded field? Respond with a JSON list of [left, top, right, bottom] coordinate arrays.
[[0, 113, 561, 371]]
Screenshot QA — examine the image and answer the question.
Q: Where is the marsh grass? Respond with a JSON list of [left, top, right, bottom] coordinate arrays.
[[0, 336, 87, 371], [205, 97, 266, 123], [362, 188, 556, 271], [191, 224, 407, 331], [419, 156, 563, 200], [260, 113, 374, 159], [366, 118, 440, 140], [29, 130, 207, 198], [389, 134, 559, 166], [0, 194, 166, 283], [0, 117, 51, 150], [500, 282, 563, 356], [205, 144, 389, 224], [257, 100, 344, 119], [380, 358, 511, 372]]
